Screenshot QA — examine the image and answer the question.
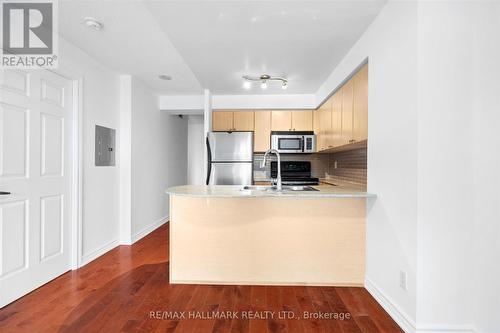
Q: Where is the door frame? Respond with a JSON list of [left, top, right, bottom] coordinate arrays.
[[48, 67, 83, 270]]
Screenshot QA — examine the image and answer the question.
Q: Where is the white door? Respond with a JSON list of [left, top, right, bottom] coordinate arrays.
[[0, 69, 73, 307]]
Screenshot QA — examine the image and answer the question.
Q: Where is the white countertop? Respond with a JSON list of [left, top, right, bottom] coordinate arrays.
[[165, 185, 376, 198]]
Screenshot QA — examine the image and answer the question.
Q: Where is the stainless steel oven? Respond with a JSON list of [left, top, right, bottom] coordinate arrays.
[[270, 131, 316, 153]]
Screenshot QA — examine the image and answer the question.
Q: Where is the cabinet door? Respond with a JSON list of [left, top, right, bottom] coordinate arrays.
[[212, 111, 234, 131], [321, 99, 333, 150], [331, 91, 343, 147], [353, 64, 368, 142], [233, 111, 255, 131], [254, 111, 271, 152], [341, 80, 354, 145], [271, 111, 292, 131], [291, 110, 313, 131], [313, 108, 321, 136]]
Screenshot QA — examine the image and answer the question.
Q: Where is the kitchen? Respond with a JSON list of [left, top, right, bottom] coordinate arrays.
[[1, 1, 499, 333]]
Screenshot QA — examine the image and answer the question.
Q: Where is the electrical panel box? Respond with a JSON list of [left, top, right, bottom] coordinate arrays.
[[95, 125, 116, 166]]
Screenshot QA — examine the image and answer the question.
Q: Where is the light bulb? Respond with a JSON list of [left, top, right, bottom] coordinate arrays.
[[261, 80, 268, 89], [243, 80, 251, 90], [282, 81, 288, 90]]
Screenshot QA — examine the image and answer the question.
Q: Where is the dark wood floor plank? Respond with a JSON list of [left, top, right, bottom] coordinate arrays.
[[0, 224, 402, 333]]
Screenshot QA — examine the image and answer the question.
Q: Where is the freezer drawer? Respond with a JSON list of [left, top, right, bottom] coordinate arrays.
[[208, 162, 253, 185], [208, 132, 253, 162]]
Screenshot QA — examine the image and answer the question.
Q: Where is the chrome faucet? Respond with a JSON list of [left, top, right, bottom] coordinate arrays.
[[261, 149, 282, 191]]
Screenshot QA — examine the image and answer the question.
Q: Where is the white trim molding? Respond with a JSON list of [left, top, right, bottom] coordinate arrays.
[[80, 239, 120, 267], [365, 278, 477, 333], [131, 216, 169, 244], [415, 325, 476, 333], [365, 278, 416, 333]]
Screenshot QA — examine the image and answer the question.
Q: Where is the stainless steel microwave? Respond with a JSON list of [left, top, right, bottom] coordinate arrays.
[[270, 131, 316, 153]]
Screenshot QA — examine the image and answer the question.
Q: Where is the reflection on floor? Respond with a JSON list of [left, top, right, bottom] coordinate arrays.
[[0, 224, 402, 333]]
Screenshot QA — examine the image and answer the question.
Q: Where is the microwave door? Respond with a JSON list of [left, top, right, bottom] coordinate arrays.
[[277, 136, 302, 153]]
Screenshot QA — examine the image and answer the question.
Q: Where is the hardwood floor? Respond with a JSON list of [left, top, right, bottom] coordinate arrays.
[[0, 224, 403, 333]]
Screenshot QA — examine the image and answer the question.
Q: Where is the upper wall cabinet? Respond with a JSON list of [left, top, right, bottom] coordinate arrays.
[[270, 111, 292, 131], [212, 111, 234, 131], [233, 111, 255, 131], [212, 110, 254, 131], [315, 63, 368, 152], [291, 111, 313, 131], [271, 110, 313, 132], [341, 79, 354, 145], [353, 64, 368, 142]]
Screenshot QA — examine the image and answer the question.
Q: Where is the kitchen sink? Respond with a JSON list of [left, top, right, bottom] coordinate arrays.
[[282, 185, 318, 192], [241, 185, 318, 192], [241, 185, 276, 191]]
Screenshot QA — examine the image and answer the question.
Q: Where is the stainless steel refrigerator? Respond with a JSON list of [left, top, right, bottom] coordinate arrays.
[[206, 131, 254, 185]]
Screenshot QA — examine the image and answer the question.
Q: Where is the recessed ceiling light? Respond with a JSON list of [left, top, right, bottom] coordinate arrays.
[[158, 75, 172, 81], [83, 17, 103, 31]]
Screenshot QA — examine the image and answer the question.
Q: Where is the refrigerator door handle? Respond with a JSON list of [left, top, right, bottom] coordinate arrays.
[[206, 136, 212, 185]]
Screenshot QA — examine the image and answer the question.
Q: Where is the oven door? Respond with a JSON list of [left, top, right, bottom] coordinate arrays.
[[271, 135, 304, 153]]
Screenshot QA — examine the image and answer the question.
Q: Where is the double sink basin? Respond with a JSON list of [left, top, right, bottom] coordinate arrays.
[[241, 185, 318, 192]]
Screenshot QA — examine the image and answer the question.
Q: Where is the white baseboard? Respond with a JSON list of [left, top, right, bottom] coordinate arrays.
[[365, 277, 417, 333], [131, 215, 169, 244], [80, 238, 119, 267], [416, 326, 476, 333], [365, 278, 476, 333]]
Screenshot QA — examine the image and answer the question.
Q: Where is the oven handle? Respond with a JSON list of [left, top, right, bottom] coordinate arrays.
[[301, 136, 305, 152]]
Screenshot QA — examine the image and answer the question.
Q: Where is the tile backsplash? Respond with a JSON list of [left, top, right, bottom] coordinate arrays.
[[253, 147, 367, 186], [327, 148, 367, 185]]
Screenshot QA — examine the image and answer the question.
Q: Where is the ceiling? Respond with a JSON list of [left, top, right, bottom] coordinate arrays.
[[59, 1, 386, 95], [59, 1, 203, 95]]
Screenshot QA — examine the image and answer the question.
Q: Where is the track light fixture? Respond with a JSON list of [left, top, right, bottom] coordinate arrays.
[[242, 74, 288, 90]]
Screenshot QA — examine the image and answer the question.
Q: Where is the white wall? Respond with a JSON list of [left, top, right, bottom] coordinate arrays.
[[417, 1, 500, 332], [319, 1, 500, 332], [319, 2, 419, 330], [472, 5, 500, 333], [187, 115, 205, 185], [58, 39, 121, 264], [416, 1, 475, 329], [130, 78, 188, 239]]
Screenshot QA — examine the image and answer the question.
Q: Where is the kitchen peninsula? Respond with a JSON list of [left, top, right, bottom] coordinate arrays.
[[166, 185, 375, 286]]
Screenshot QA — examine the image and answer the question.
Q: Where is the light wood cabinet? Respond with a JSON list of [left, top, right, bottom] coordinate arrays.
[[254, 111, 271, 152], [271, 110, 313, 132], [291, 110, 313, 131], [313, 108, 321, 136], [315, 63, 368, 151], [331, 90, 343, 147], [212, 111, 234, 131], [212, 110, 254, 131], [341, 80, 354, 145], [271, 111, 292, 131], [233, 111, 254, 131], [318, 99, 332, 151], [353, 64, 368, 142]]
